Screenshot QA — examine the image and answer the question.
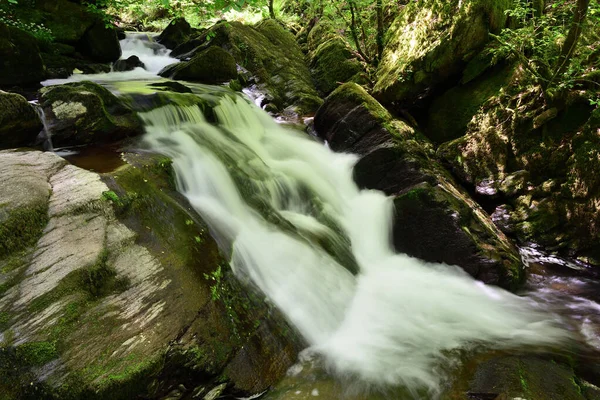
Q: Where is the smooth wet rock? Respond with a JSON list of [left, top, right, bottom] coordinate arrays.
[[373, 0, 513, 104], [0, 91, 43, 150], [39, 81, 142, 147], [158, 17, 193, 50], [315, 83, 524, 289], [0, 150, 302, 399], [113, 55, 146, 72], [0, 23, 46, 87], [160, 46, 237, 83]]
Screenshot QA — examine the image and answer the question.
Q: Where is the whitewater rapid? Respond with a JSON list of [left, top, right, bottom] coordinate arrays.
[[140, 96, 570, 396], [42, 32, 179, 86]]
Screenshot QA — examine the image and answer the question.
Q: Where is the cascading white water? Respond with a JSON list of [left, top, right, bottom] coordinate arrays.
[[119, 33, 179, 74], [42, 32, 179, 85], [142, 95, 569, 396]]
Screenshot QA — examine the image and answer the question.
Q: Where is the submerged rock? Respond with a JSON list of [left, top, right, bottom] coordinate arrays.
[[0, 23, 46, 87], [0, 91, 43, 150], [160, 46, 237, 83], [373, 0, 513, 104], [113, 55, 146, 72], [39, 81, 143, 147], [170, 19, 322, 114], [315, 83, 524, 289], [0, 150, 302, 399]]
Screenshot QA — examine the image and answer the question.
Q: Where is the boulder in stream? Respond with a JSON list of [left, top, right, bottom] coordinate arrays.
[[169, 19, 323, 114], [160, 46, 238, 83], [77, 20, 122, 63], [39, 81, 143, 147], [315, 83, 524, 289], [0, 149, 302, 399], [158, 17, 193, 50], [0, 91, 43, 150], [113, 55, 146, 72]]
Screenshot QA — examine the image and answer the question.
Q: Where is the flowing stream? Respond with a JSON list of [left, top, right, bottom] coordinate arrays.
[[140, 98, 570, 396], [40, 32, 600, 398]]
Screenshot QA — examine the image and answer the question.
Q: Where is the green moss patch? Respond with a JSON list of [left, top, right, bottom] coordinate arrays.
[[0, 205, 48, 260]]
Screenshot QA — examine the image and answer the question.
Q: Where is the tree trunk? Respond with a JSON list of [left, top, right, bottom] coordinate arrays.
[[348, 1, 370, 62], [268, 0, 276, 19], [376, 0, 384, 62], [549, 0, 590, 84]]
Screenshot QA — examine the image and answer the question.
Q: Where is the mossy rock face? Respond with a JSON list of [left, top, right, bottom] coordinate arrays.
[[76, 20, 122, 63], [438, 88, 600, 265], [308, 37, 364, 96], [426, 63, 515, 143], [314, 83, 523, 289], [373, 0, 513, 104], [160, 46, 238, 83], [170, 19, 322, 114], [0, 150, 302, 399], [0, 90, 43, 150], [158, 17, 193, 49], [39, 81, 143, 147], [0, 23, 46, 87]]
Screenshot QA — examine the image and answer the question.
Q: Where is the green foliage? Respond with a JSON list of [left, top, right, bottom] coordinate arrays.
[[0, 6, 54, 42], [490, 0, 600, 97]]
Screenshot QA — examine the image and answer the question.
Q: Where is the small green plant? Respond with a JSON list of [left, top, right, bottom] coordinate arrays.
[[0, 8, 54, 42], [102, 190, 121, 204]]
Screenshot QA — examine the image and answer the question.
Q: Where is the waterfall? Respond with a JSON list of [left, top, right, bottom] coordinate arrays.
[[32, 103, 53, 151], [42, 32, 179, 86], [119, 33, 179, 74], [141, 95, 570, 396]]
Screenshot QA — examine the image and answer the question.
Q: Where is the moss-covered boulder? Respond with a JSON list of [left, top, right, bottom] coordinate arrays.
[[170, 19, 322, 114], [305, 21, 364, 96], [0, 23, 46, 87], [315, 83, 524, 289], [438, 88, 600, 265], [373, 0, 513, 104], [77, 20, 122, 63], [39, 81, 143, 147], [0, 91, 43, 150], [160, 46, 237, 83], [308, 37, 364, 96], [0, 149, 302, 399], [158, 17, 193, 50]]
